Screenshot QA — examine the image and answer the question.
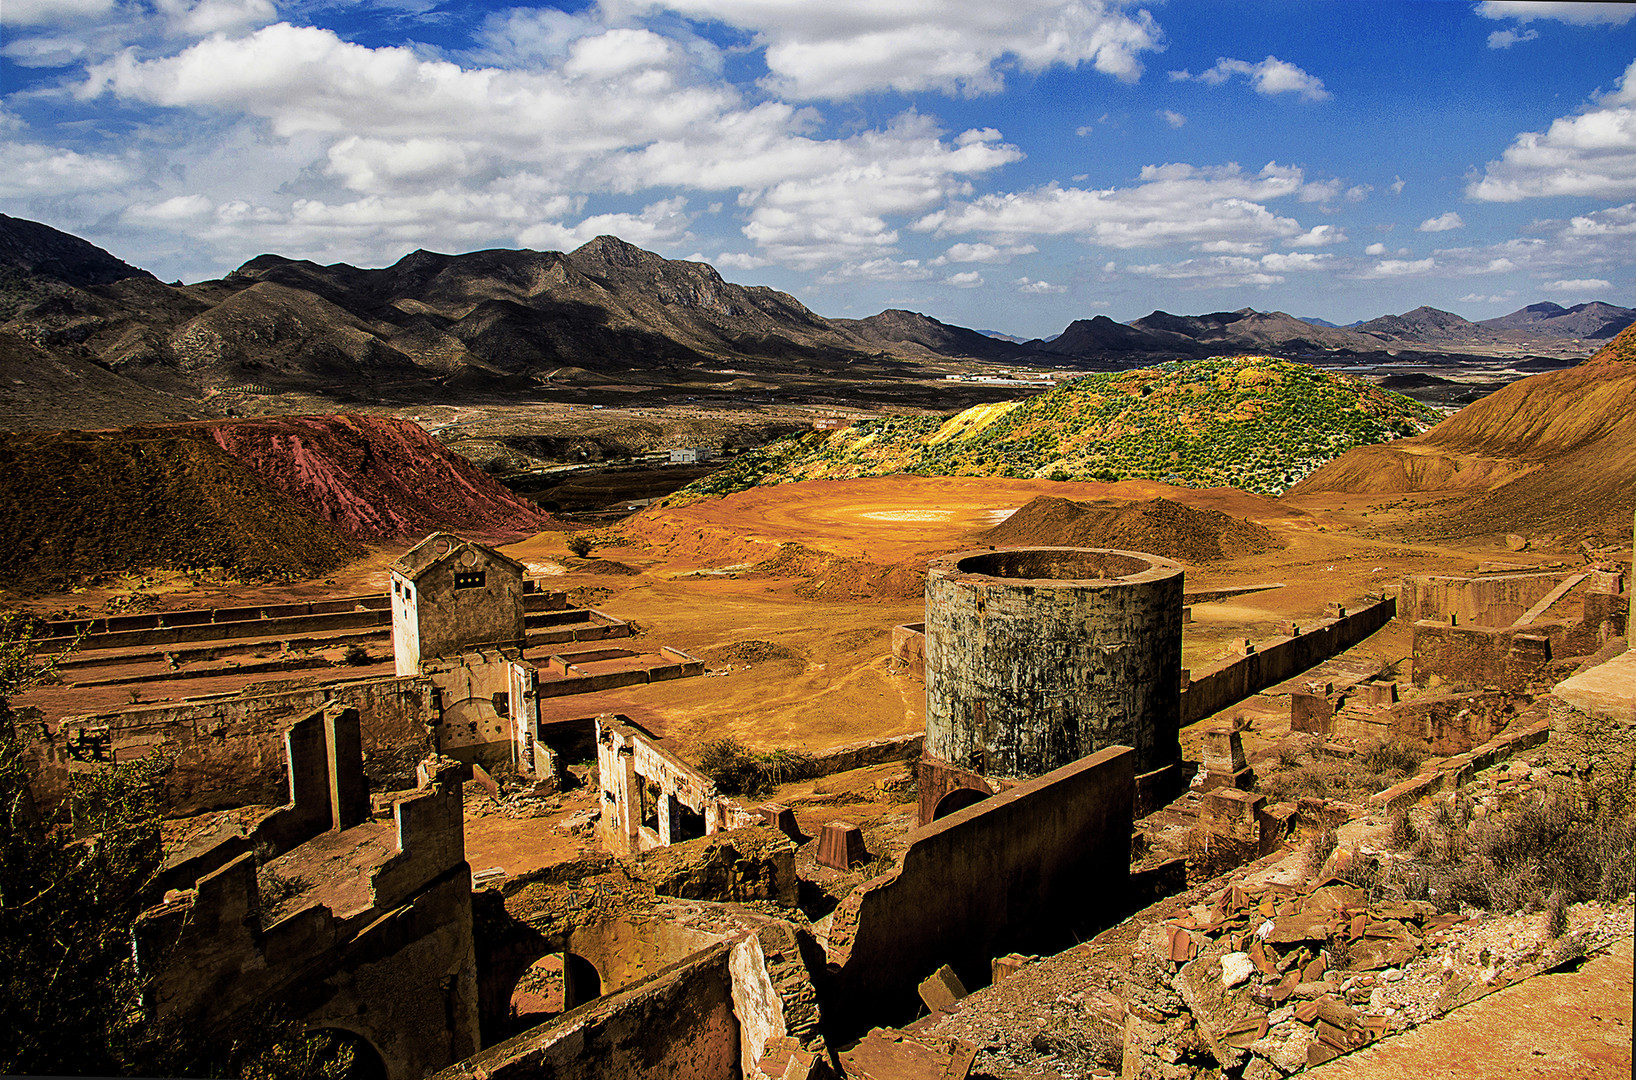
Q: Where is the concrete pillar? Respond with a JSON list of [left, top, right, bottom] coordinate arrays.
[[324, 706, 369, 830]]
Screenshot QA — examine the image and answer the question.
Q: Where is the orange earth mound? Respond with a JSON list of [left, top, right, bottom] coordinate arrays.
[[980, 495, 1283, 564], [1292, 323, 1636, 543]]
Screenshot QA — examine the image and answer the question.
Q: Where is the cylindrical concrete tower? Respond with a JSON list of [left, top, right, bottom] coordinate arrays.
[[924, 547, 1184, 780]]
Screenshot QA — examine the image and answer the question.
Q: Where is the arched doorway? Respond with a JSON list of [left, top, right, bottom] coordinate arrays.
[[933, 786, 991, 820], [306, 1027, 388, 1080], [508, 951, 604, 1033], [564, 952, 602, 1010]]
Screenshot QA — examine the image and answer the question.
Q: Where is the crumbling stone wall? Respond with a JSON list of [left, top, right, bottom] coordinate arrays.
[[824, 745, 1136, 1038], [596, 716, 754, 855], [1411, 621, 1554, 690], [924, 548, 1183, 780], [891, 622, 926, 679], [43, 674, 435, 814], [135, 722, 480, 1080], [436, 943, 741, 1080]]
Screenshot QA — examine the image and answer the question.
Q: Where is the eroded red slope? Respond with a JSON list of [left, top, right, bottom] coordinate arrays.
[[205, 415, 549, 541]]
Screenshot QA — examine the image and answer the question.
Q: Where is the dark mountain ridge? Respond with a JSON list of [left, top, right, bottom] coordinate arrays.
[[1, 213, 1629, 429]]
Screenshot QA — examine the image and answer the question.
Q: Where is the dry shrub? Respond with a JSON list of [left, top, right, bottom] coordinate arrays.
[[1362, 738, 1428, 778], [697, 737, 815, 798], [1257, 739, 1429, 805], [1406, 779, 1634, 914], [1387, 806, 1418, 850], [1546, 890, 1568, 939]]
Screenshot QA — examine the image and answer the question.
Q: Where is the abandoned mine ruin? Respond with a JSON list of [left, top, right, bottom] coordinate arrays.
[[3, 10, 1636, 1074], [4, 224, 1635, 1080]]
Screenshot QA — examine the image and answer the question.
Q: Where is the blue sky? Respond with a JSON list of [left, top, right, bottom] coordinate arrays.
[[3, 0, 1634, 337]]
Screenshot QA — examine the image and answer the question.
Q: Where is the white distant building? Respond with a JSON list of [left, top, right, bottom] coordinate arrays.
[[669, 447, 714, 464]]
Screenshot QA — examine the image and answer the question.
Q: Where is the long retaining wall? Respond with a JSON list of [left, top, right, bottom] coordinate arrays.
[[35, 588, 567, 641], [822, 744, 1135, 1038], [1179, 596, 1396, 726]]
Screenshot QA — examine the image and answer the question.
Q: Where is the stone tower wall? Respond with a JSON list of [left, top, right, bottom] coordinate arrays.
[[924, 547, 1183, 780]]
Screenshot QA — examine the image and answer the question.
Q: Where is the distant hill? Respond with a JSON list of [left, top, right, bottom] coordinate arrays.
[[0, 212, 155, 293], [2, 214, 1625, 425], [981, 494, 1281, 563], [0, 330, 205, 430], [672, 356, 1436, 499], [1030, 314, 1201, 357], [1289, 323, 1636, 542], [835, 308, 1031, 361], [0, 216, 1036, 415], [1478, 301, 1636, 340], [1296, 316, 1363, 329], [1031, 307, 1392, 362], [1357, 306, 1506, 346]]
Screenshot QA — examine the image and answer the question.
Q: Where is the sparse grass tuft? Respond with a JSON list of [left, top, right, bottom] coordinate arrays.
[[1302, 828, 1337, 881]]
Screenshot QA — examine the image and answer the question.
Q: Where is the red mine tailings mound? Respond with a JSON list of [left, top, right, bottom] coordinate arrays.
[[1289, 324, 1636, 541], [981, 495, 1282, 564], [0, 415, 550, 586], [204, 415, 549, 541], [0, 426, 362, 585]]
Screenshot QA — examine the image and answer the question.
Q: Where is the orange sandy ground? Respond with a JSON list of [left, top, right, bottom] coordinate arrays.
[[1307, 937, 1634, 1080], [12, 475, 1615, 881]]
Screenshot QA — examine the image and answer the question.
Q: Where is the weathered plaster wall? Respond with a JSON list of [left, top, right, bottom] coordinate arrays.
[[891, 622, 926, 680], [1398, 572, 1576, 628], [400, 542, 526, 669], [824, 745, 1135, 1037], [924, 548, 1183, 780], [425, 650, 520, 768]]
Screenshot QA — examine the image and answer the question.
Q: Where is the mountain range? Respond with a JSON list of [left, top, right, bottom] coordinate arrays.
[[1, 213, 1630, 429]]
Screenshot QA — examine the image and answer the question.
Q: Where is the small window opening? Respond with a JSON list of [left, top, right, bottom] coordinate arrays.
[[453, 571, 486, 590]]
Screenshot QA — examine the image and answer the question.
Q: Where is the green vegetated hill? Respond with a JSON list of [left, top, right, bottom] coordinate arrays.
[[676, 356, 1438, 499]]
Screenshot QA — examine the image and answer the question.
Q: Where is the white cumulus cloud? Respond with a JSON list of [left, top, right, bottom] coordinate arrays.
[[1487, 27, 1539, 48], [0, 0, 114, 26], [1544, 277, 1613, 292], [1476, 2, 1635, 27], [918, 162, 1339, 253], [518, 196, 694, 251], [1418, 211, 1465, 232], [1170, 55, 1330, 102], [1469, 57, 1636, 201], [618, 0, 1164, 99], [1013, 276, 1067, 293], [945, 270, 984, 288]]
